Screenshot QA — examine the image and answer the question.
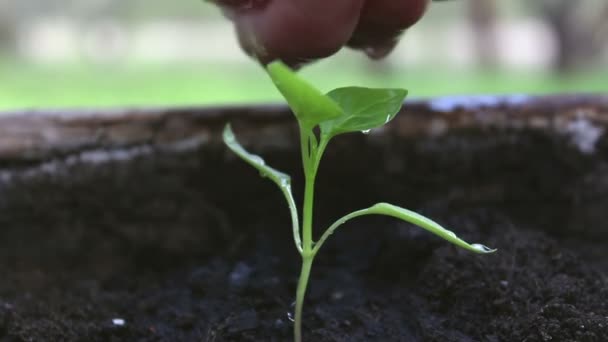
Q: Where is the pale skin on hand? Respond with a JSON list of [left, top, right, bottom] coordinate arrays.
[[209, 0, 430, 67]]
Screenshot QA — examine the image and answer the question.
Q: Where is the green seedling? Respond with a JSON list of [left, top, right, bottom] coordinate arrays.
[[223, 61, 495, 342]]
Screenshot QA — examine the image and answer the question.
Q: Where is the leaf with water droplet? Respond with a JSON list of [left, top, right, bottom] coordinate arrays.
[[223, 124, 289, 186], [320, 87, 407, 139], [369, 203, 496, 254], [314, 202, 496, 255], [266, 61, 343, 127], [223, 124, 302, 251]]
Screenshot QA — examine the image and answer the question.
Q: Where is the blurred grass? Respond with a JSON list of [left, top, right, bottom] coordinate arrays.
[[0, 59, 606, 111]]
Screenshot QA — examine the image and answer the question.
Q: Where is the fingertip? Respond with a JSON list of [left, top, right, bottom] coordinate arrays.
[[256, 56, 312, 70], [348, 0, 429, 60], [223, 0, 363, 69], [348, 34, 401, 60], [363, 39, 400, 60]]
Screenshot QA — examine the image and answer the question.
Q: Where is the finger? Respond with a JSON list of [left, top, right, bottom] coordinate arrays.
[[209, 0, 269, 20], [218, 0, 364, 68], [348, 0, 429, 59]]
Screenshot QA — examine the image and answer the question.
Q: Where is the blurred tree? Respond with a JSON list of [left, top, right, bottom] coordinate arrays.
[[0, 0, 68, 56], [0, 1, 17, 54], [535, 0, 608, 72], [468, 0, 498, 68]]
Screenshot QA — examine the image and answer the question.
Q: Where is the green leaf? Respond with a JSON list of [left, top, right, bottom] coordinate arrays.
[[320, 87, 407, 138], [266, 61, 343, 127], [223, 123, 291, 189], [223, 124, 302, 252], [314, 202, 495, 255]]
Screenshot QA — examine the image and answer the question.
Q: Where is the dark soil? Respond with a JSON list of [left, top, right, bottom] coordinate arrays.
[[0, 126, 607, 341]]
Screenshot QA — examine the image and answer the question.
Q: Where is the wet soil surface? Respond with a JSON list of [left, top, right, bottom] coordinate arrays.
[[0, 128, 607, 341]]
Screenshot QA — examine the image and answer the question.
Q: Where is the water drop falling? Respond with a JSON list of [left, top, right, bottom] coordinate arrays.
[[471, 244, 496, 253], [286, 301, 296, 323]]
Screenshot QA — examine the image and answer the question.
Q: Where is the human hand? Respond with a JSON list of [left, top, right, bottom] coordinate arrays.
[[209, 0, 430, 67]]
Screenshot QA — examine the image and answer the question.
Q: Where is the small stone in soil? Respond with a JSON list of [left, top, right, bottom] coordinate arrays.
[[229, 262, 253, 288], [331, 291, 344, 301], [112, 318, 126, 326]]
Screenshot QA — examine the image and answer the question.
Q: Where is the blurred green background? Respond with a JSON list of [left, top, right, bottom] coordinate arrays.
[[0, 0, 606, 110]]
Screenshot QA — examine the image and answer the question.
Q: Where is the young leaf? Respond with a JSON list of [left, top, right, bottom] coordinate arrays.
[[313, 202, 495, 255], [223, 124, 302, 252], [320, 87, 407, 138], [266, 61, 343, 127]]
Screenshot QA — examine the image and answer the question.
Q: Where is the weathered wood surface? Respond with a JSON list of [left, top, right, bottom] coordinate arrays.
[[0, 94, 606, 162]]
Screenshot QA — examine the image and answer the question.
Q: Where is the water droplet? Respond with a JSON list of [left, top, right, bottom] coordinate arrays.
[[280, 178, 290, 189], [385, 115, 391, 124], [361, 129, 371, 135], [446, 231, 457, 238], [471, 244, 495, 253], [286, 302, 296, 322], [250, 155, 265, 165]]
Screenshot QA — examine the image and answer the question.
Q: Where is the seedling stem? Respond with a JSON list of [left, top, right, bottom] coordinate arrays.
[[223, 62, 495, 342]]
